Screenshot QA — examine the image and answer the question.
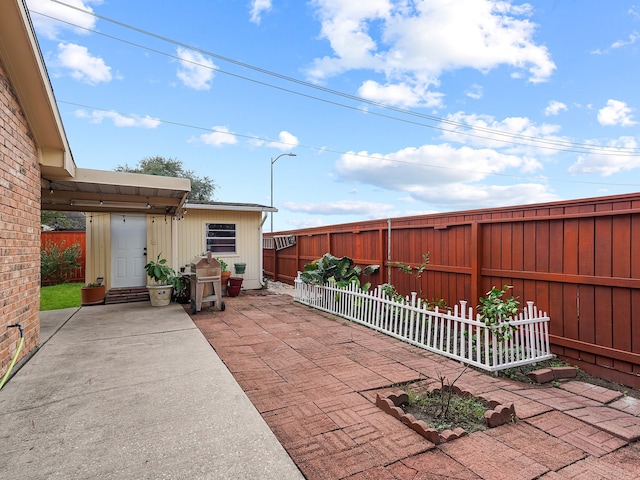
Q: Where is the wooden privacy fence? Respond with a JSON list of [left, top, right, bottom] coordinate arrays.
[[294, 276, 552, 372], [41, 231, 86, 284], [265, 192, 640, 388]]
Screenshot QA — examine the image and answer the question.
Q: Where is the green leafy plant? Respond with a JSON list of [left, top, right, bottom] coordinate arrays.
[[217, 258, 228, 272], [478, 285, 519, 341], [144, 254, 177, 286], [300, 253, 379, 291], [380, 283, 403, 303], [392, 252, 430, 298], [172, 275, 190, 303], [40, 241, 82, 285]]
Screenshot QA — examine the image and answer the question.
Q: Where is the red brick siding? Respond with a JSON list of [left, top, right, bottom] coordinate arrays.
[[0, 57, 41, 375]]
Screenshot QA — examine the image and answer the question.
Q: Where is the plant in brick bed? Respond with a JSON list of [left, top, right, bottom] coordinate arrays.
[[403, 368, 488, 434], [377, 367, 517, 445]]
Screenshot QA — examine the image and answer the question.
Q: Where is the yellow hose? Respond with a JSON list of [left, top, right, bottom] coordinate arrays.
[[0, 335, 24, 390]]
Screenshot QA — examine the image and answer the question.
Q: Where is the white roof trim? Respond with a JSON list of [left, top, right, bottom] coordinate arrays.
[[185, 202, 277, 213]]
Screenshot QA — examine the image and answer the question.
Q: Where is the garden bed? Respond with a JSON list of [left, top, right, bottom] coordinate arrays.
[[375, 380, 516, 445]]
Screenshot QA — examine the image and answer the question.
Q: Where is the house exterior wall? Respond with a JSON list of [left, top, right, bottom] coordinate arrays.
[[147, 214, 174, 271], [85, 209, 264, 290], [177, 209, 263, 290], [0, 58, 41, 373], [85, 213, 110, 287]]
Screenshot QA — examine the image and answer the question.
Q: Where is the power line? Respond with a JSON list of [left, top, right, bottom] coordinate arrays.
[[39, 1, 640, 156], [58, 100, 640, 188]]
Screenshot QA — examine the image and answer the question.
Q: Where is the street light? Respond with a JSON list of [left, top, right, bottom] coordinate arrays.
[[270, 152, 297, 232]]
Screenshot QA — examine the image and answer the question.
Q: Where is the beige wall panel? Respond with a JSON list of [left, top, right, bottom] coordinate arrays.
[[146, 215, 174, 269], [178, 209, 263, 289], [85, 213, 110, 287]]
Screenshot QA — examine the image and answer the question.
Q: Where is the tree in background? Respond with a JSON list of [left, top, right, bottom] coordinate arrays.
[[115, 156, 217, 201], [41, 211, 86, 230]]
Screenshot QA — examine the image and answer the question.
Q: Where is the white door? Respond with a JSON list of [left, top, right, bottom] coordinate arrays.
[[111, 215, 147, 288]]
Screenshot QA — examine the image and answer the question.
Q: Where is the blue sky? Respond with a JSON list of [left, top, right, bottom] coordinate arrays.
[[27, 0, 640, 231]]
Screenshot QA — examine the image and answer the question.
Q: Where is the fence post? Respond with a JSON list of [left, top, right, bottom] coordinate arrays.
[[471, 221, 482, 308], [273, 243, 279, 283]]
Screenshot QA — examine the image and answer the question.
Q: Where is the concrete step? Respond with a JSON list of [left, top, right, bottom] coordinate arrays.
[[105, 287, 150, 304]]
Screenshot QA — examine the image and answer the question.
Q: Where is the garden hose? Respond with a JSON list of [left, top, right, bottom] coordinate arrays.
[[0, 323, 24, 390]]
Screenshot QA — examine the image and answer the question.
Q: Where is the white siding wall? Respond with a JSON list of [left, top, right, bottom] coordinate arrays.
[[86, 208, 264, 290], [85, 213, 110, 288], [177, 209, 263, 289], [146, 215, 173, 269]]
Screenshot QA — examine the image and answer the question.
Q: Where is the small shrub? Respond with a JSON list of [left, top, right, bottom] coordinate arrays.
[[478, 285, 519, 341], [41, 241, 82, 285]]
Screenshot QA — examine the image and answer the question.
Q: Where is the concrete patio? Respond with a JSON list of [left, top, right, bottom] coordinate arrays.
[[0, 302, 303, 479]]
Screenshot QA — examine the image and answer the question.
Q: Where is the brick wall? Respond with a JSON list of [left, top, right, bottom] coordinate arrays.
[[0, 57, 41, 376]]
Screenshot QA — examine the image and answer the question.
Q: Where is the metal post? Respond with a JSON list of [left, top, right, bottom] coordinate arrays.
[[270, 152, 296, 232]]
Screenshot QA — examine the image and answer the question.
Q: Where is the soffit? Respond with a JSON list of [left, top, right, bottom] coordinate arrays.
[[42, 168, 191, 216], [0, 0, 75, 177]]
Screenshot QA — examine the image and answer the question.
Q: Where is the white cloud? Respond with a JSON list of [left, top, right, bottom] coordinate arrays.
[[75, 110, 160, 128], [57, 43, 112, 84], [333, 142, 557, 209], [286, 217, 326, 229], [439, 111, 562, 157], [358, 80, 444, 108], [465, 84, 483, 100], [407, 182, 557, 210], [27, 0, 100, 39], [611, 32, 640, 49], [597, 99, 636, 127], [567, 136, 640, 176], [335, 144, 537, 191], [544, 100, 567, 116], [592, 32, 640, 55], [267, 131, 300, 150], [176, 47, 216, 90], [249, 0, 272, 24], [199, 126, 238, 146], [282, 200, 395, 216], [307, 0, 555, 106]]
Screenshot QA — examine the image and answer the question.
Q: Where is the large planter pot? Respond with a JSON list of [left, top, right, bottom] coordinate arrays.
[[221, 271, 232, 296], [227, 276, 244, 297], [148, 285, 173, 307], [81, 285, 106, 306]]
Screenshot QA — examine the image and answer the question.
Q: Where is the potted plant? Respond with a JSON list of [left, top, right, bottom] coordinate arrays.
[[144, 254, 177, 307], [217, 258, 232, 288], [81, 279, 106, 306]]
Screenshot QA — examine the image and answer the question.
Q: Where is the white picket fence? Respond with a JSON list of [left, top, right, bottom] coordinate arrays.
[[294, 275, 552, 372]]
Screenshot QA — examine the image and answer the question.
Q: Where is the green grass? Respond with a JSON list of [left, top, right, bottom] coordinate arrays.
[[40, 282, 83, 311]]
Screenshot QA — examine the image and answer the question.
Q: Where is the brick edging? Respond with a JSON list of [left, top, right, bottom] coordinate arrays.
[[375, 389, 516, 445]]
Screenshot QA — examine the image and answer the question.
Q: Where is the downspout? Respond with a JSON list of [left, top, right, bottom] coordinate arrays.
[[172, 214, 179, 271], [259, 213, 268, 287], [387, 218, 392, 284]]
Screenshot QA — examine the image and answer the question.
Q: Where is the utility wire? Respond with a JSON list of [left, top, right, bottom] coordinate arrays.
[[41, 1, 640, 156], [58, 100, 640, 188]]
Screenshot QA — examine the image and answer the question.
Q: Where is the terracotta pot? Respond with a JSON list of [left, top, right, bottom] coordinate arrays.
[[221, 271, 231, 285], [81, 285, 106, 306]]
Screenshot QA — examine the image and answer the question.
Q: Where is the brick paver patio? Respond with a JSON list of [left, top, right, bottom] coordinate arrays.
[[188, 292, 640, 480]]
